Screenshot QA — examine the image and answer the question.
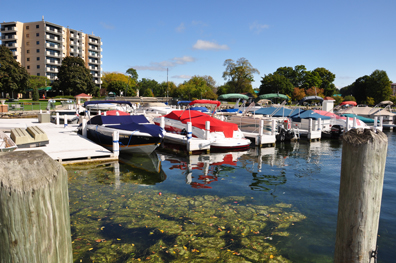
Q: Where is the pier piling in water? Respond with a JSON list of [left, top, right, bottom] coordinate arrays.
[[0, 150, 72, 263], [334, 128, 388, 263]]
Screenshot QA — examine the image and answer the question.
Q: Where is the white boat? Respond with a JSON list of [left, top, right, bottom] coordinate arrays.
[[135, 102, 174, 115], [0, 130, 17, 152], [84, 100, 133, 114], [153, 102, 251, 151]]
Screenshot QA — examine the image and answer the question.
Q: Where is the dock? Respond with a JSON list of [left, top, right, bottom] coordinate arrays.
[[0, 118, 117, 164]]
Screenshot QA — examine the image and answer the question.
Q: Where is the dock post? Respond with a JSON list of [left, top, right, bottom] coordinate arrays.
[[308, 118, 312, 140], [374, 117, 378, 130], [346, 117, 350, 131], [334, 129, 388, 262], [82, 118, 87, 138], [56, 112, 60, 125], [353, 117, 357, 129], [40, 109, 42, 114], [113, 131, 120, 158], [258, 119, 264, 147], [205, 121, 210, 140], [160, 116, 165, 129], [64, 114, 68, 128], [0, 151, 72, 262], [187, 122, 192, 154], [379, 116, 383, 129], [271, 119, 276, 136], [104, 111, 107, 116], [98, 110, 101, 115]]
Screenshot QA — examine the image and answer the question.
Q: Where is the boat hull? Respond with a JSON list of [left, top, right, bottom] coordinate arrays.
[[86, 126, 162, 155]]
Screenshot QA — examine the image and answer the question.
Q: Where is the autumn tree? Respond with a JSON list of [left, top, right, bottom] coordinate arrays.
[[0, 46, 29, 98], [292, 87, 306, 101], [222, 58, 260, 93]]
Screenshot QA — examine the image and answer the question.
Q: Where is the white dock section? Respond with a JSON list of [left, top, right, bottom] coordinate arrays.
[[293, 118, 321, 141], [0, 118, 117, 164], [163, 132, 211, 153]]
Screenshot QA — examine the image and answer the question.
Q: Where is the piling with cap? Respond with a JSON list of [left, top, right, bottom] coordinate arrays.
[[64, 114, 68, 128], [112, 131, 120, 158], [334, 128, 388, 262]]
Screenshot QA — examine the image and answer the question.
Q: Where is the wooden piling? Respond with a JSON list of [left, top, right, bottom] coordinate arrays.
[[334, 128, 388, 263], [0, 150, 72, 263]]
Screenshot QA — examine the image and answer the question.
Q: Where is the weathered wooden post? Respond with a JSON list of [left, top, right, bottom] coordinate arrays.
[[0, 150, 72, 263], [334, 128, 388, 263]]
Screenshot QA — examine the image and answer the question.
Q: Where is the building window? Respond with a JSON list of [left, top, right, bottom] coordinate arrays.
[[26, 42, 30, 46], [36, 33, 39, 37], [27, 66, 30, 69], [27, 50, 30, 54], [36, 49, 39, 53], [26, 34, 30, 38], [37, 73, 40, 76], [37, 65, 40, 69], [36, 41, 40, 45], [27, 58, 30, 61], [26, 26, 30, 30], [36, 25, 39, 29], [37, 57, 40, 61]]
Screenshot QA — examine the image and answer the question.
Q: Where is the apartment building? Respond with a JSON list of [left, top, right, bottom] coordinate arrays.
[[0, 18, 102, 86]]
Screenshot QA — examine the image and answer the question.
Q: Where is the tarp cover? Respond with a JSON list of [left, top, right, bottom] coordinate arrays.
[[84, 100, 132, 107], [218, 93, 249, 100], [298, 96, 324, 105], [341, 114, 375, 123], [164, 110, 238, 138], [88, 115, 162, 137], [254, 106, 298, 117], [258, 93, 288, 100], [189, 100, 221, 107], [290, 110, 332, 121]]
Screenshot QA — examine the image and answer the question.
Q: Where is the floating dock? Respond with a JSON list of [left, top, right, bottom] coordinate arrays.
[[0, 118, 117, 164]]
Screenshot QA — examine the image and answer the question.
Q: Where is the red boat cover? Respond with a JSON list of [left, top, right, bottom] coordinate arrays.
[[189, 100, 221, 107], [164, 110, 238, 138], [102, 110, 129, 116], [340, 101, 357, 106]]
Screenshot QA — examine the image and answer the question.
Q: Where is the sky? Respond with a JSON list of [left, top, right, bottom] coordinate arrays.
[[2, 0, 396, 90]]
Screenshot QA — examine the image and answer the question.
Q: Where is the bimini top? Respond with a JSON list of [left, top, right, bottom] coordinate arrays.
[[189, 100, 221, 107], [254, 106, 298, 117], [83, 100, 133, 107], [340, 101, 357, 106], [290, 110, 332, 122], [164, 110, 238, 138], [258, 93, 288, 100], [298, 96, 324, 105], [218, 93, 249, 100], [88, 115, 163, 137]]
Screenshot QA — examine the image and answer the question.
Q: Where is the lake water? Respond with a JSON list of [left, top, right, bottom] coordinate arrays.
[[67, 131, 396, 263]]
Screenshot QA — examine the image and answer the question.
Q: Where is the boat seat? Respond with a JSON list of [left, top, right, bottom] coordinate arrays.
[[27, 126, 48, 142], [11, 128, 34, 145]]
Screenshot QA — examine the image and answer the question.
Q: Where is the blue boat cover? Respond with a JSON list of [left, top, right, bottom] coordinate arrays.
[[177, 101, 192, 105], [219, 108, 241, 113], [88, 115, 163, 137], [254, 107, 299, 117], [290, 110, 332, 121], [341, 114, 375, 123]]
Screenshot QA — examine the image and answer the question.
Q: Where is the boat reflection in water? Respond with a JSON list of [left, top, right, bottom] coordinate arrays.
[[117, 152, 167, 187], [157, 151, 247, 189]]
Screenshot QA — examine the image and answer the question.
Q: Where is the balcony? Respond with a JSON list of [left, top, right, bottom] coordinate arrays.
[[46, 51, 60, 57], [46, 68, 58, 73], [46, 59, 59, 64], [6, 43, 18, 48], [12, 51, 17, 56], [1, 35, 18, 40], [1, 27, 18, 32], [46, 43, 60, 49], [46, 27, 60, 34], [46, 35, 60, 41]]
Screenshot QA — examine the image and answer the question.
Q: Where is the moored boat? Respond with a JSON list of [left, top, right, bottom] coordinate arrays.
[[82, 115, 164, 155]]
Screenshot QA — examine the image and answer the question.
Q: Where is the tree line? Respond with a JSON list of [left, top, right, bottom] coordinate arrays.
[[0, 45, 393, 105]]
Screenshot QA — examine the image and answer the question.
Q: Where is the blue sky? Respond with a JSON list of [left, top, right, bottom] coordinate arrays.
[[2, 0, 396, 89]]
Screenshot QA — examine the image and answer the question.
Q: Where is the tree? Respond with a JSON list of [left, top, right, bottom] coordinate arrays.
[[32, 87, 40, 101], [259, 73, 294, 96], [106, 80, 128, 96], [344, 95, 356, 102], [0, 46, 29, 98], [313, 67, 336, 96], [55, 56, 98, 96], [292, 87, 306, 101], [366, 97, 375, 106], [367, 70, 392, 103], [28, 75, 48, 90], [301, 71, 322, 90], [138, 78, 159, 97], [222, 58, 260, 93], [126, 68, 139, 96], [201, 75, 217, 94]]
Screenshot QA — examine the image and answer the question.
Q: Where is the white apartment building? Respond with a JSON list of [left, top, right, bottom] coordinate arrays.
[[0, 18, 102, 86]]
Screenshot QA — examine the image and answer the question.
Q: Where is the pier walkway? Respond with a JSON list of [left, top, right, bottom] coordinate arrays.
[[0, 118, 117, 164]]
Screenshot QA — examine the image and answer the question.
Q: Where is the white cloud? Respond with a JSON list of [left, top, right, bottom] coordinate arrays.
[[131, 56, 196, 71], [176, 22, 185, 33], [100, 22, 115, 30], [192, 40, 229, 50], [249, 21, 269, 34], [172, 75, 191, 79]]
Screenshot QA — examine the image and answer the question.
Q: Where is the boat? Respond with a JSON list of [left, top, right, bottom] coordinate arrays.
[[135, 102, 174, 115], [82, 114, 164, 154], [83, 101, 134, 114], [153, 103, 251, 151], [49, 99, 80, 124], [0, 130, 17, 152]]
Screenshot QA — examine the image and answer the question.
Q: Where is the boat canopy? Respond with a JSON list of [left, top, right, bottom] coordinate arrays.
[[218, 93, 249, 100], [88, 115, 163, 137], [84, 100, 132, 107], [189, 106, 209, 112], [189, 100, 221, 107], [163, 110, 238, 138], [298, 96, 324, 105], [254, 106, 297, 117], [177, 101, 192, 105], [341, 113, 375, 123], [379, 101, 393, 105], [290, 110, 332, 122], [258, 93, 288, 100], [340, 101, 357, 106]]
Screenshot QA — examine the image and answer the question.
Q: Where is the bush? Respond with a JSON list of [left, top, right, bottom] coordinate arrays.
[[32, 88, 40, 101]]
